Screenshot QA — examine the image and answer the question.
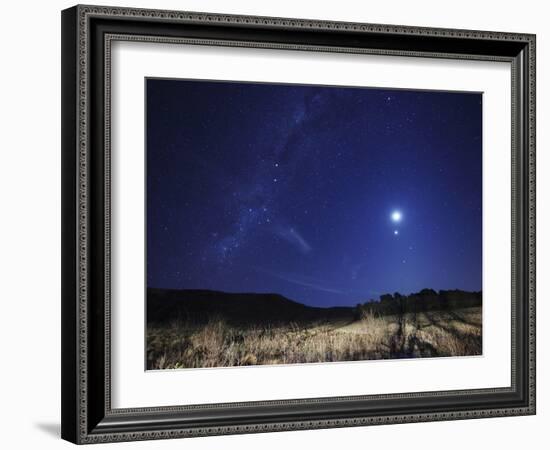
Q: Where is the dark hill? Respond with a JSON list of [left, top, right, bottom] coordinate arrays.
[[147, 288, 354, 326]]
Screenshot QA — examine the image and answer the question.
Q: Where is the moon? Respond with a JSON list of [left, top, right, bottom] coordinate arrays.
[[391, 210, 402, 222]]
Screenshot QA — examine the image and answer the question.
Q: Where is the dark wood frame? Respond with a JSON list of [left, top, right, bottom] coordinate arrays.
[[61, 4, 536, 444]]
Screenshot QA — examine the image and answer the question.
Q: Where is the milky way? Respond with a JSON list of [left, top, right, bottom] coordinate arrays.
[[146, 79, 482, 307]]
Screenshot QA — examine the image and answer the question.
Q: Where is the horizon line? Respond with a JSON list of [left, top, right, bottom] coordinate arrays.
[[147, 286, 483, 309]]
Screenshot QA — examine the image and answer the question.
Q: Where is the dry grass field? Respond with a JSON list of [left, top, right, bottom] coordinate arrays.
[[146, 306, 481, 370]]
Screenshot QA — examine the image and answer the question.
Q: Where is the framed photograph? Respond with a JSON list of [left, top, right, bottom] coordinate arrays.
[[61, 5, 536, 444]]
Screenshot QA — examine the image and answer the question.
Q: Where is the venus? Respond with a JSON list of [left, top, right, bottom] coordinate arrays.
[[391, 210, 402, 222]]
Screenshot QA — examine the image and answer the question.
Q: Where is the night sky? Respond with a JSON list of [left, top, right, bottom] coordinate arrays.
[[146, 79, 482, 308]]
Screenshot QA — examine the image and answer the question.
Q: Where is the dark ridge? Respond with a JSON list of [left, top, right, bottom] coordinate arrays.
[[147, 288, 353, 326], [147, 288, 482, 327]]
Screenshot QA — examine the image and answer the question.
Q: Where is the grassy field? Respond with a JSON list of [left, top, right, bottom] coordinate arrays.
[[146, 306, 481, 370]]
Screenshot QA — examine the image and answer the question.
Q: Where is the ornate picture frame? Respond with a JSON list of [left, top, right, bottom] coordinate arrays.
[[61, 5, 536, 444]]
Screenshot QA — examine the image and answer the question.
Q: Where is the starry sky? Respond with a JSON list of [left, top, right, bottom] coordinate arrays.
[[146, 78, 482, 308]]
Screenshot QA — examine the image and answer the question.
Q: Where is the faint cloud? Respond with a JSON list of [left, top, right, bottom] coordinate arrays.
[[274, 226, 312, 254], [258, 268, 346, 295]]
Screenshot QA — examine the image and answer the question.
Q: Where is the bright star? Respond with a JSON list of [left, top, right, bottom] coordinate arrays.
[[394, 230, 399, 235], [391, 210, 402, 222]]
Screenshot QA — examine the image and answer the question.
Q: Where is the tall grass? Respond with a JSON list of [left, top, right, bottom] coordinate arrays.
[[147, 307, 481, 370]]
